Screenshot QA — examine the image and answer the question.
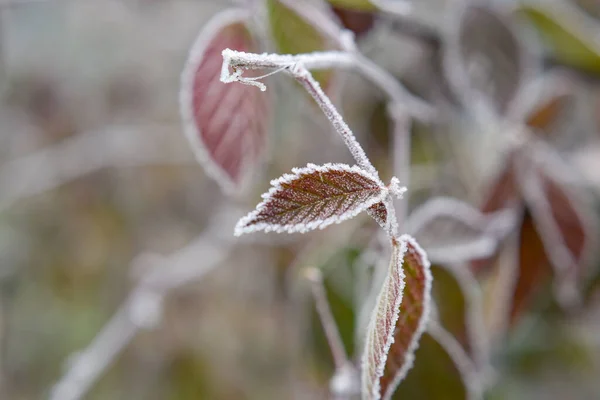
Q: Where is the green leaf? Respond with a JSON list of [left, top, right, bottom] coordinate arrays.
[[267, 0, 337, 90], [519, 6, 600, 75], [327, 0, 377, 12], [391, 332, 471, 400]]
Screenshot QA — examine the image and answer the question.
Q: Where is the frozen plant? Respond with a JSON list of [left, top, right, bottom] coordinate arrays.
[[179, 2, 434, 399]]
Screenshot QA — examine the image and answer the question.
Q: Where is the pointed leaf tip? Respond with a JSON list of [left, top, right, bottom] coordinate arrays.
[[180, 9, 270, 194], [362, 235, 432, 400], [235, 163, 387, 236]]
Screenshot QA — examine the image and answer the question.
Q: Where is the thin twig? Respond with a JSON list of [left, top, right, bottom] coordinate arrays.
[[427, 320, 482, 400], [49, 206, 241, 400], [0, 125, 193, 212], [304, 267, 348, 370]]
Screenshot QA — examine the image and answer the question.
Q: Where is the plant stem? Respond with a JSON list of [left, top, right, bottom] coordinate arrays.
[[222, 49, 434, 121], [293, 65, 380, 178], [304, 268, 349, 370]]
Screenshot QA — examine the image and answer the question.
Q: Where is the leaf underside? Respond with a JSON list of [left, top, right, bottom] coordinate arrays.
[[235, 163, 385, 235], [362, 235, 432, 400], [180, 9, 269, 192]]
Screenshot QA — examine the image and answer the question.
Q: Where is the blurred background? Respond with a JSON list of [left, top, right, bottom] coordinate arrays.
[[1, 0, 600, 399]]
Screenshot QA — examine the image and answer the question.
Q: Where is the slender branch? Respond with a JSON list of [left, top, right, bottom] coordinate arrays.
[[303, 267, 348, 370], [222, 49, 380, 177], [49, 206, 241, 400], [427, 320, 482, 400], [0, 125, 193, 212]]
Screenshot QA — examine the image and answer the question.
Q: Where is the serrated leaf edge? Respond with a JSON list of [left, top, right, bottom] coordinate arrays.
[[361, 234, 432, 400], [179, 8, 256, 194], [235, 163, 387, 236]]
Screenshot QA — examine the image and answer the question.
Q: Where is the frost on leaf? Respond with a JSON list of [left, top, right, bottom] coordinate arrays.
[[406, 197, 516, 265], [267, 0, 339, 91], [519, 151, 597, 307], [448, 4, 527, 115], [235, 163, 388, 236], [361, 235, 432, 400], [180, 9, 269, 193]]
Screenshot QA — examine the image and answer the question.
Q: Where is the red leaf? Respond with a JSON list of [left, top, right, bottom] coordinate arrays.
[[367, 201, 389, 229], [510, 211, 552, 325], [362, 235, 432, 400], [525, 93, 570, 132], [331, 6, 376, 38], [521, 148, 598, 306], [471, 155, 520, 274], [235, 163, 387, 235], [180, 9, 269, 193]]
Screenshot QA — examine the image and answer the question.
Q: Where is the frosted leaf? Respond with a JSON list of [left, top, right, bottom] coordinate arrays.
[[471, 156, 520, 274], [235, 163, 388, 236], [407, 197, 517, 265], [331, 5, 377, 39], [361, 235, 432, 400], [518, 146, 598, 308], [446, 4, 529, 117], [367, 202, 388, 229], [509, 210, 553, 325], [180, 9, 270, 193]]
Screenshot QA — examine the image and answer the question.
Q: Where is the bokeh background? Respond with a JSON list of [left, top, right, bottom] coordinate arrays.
[[1, 0, 600, 399]]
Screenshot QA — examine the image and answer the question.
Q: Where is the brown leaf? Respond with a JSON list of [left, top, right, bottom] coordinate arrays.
[[471, 155, 520, 274], [235, 163, 387, 235], [525, 93, 570, 132], [510, 211, 552, 325], [331, 6, 376, 38], [180, 9, 269, 193], [367, 201, 388, 230], [362, 235, 432, 400], [480, 154, 520, 215], [521, 149, 597, 306]]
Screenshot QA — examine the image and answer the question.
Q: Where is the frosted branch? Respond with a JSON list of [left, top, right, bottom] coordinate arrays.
[[222, 48, 379, 179], [304, 267, 349, 370], [49, 206, 241, 400], [0, 125, 192, 212]]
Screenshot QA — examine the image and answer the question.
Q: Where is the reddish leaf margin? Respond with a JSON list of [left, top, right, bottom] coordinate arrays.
[[180, 8, 269, 193], [361, 235, 432, 400]]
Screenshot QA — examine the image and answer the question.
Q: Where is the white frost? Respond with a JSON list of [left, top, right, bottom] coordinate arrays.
[[234, 163, 387, 236]]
